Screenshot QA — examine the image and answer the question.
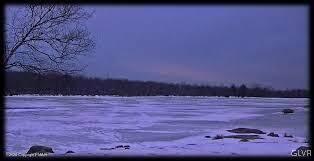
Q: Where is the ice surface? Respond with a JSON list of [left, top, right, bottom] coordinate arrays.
[[5, 96, 309, 156]]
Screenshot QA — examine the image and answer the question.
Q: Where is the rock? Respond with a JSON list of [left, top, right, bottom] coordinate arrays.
[[224, 134, 263, 140], [212, 135, 224, 140], [212, 134, 263, 140], [26, 145, 54, 154], [227, 128, 266, 134], [284, 133, 293, 138], [187, 144, 196, 145], [123, 145, 130, 148], [267, 132, 279, 137], [115, 145, 124, 148], [282, 109, 294, 114], [204, 136, 211, 138], [100, 147, 115, 150], [239, 138, 249, 142], [65, 151, 74, 154], [124, 147, 130, 149]]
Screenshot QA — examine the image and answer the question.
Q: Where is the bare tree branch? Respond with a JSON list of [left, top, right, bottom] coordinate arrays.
[[5, 4, 95, 74]]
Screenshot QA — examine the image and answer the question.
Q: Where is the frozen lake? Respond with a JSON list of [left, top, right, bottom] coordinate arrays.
[[5, 96, 309, 156]]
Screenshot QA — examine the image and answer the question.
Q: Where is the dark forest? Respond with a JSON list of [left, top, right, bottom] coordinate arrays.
[[5, 71, 308, 98]]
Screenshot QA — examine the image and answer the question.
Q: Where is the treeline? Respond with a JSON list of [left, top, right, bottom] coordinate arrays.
[[5, 71, 308, 98]]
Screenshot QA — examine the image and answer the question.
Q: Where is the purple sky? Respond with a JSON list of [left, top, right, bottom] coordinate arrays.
[[8, 5, 308, 90], [80, 5, 308, 90]]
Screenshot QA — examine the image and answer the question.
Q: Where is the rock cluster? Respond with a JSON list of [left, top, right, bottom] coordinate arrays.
[[224, 134, 263, 140], [267, 132, 279, 137], [100, 145, 131, 150], [284, 133, 293, 138], [26, 145, 54, 154], [227, 128, 266, 134], [65, 151, 75, 154], [203, 127, 297, 143]]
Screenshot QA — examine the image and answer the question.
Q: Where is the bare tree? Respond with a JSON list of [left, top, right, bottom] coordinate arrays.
[[5, 5, 95, 74]]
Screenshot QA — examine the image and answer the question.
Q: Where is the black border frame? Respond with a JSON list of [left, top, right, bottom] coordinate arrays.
[[0, 0, 312, 160]]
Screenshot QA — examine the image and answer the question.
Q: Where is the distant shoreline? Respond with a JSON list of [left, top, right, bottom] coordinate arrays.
[[4, 94, 309, 99], [6, 71, 308, 98]]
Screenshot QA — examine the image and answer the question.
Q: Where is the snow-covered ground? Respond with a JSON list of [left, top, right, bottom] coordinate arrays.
[[5, 96, 309, 156]]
